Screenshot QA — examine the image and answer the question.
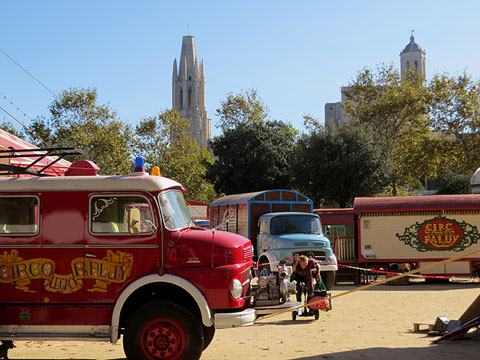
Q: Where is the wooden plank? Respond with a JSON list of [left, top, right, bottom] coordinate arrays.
[[413, 323, 434, 332]]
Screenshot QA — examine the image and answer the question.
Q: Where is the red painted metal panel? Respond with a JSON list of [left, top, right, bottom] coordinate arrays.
[[0, 305, 112, 325], [354, 195, 480, 213]]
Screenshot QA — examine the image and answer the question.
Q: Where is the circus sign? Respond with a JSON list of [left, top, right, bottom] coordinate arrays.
[[0, 249, 133, 294], [396, 216, 480, 252]]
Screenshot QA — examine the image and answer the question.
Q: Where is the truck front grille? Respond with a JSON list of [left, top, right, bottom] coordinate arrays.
[[295, 250, 326, 261]]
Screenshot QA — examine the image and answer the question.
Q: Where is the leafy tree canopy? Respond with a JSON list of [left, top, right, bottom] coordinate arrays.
[[0, 121, 23, 138], [342, 64, 436, 193], [292, 123, 394, 207], [429, 72, 480, 173], [27, 87, 133, 175], [343, 64, 431, 139], [215, 88, 269, 132], [208, 120, 298, 194], [134, 109, 217, 203], [436, 170, 472, 195]]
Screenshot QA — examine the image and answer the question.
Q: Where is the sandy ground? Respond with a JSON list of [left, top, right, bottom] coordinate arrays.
[[5, 281, 480, 360]]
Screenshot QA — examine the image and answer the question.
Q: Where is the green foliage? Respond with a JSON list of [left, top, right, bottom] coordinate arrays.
[[436, 170, 472, 194], [27, 116, 56, 147], [292, 123, 394, 207], [343, 64, 435, 192], [28, 87, 133, 175], [343, 65, 430, 139], [215, 88, 269, 132], [393, 129, 448, 184], [429, 72, 480, 173], [134, 109, 217, 203], [208, 120, 298, 194], [0, 121, 23, 138]]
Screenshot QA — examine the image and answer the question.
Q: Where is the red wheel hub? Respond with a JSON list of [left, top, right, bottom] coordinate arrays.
[[140, 318, 187, 360]]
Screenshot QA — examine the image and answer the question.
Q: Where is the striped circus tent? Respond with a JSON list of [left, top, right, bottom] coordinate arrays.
[[0, 128, 72, 176]]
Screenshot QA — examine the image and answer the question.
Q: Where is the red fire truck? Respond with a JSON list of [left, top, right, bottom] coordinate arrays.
[[0, 149, 255, 360]]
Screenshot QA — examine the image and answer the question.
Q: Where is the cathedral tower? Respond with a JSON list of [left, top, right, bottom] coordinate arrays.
[[172, 36, 211, 150], [400, 31, 426, 80]]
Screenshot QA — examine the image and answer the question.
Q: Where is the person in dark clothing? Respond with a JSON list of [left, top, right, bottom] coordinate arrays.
[[290, 254, 320, 302]]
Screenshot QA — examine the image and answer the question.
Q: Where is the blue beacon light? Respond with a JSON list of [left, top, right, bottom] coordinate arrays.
[[134, 156, 145, 173]]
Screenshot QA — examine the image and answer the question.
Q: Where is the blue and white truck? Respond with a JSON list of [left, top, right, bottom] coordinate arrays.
[[210, 190, 338, 289]]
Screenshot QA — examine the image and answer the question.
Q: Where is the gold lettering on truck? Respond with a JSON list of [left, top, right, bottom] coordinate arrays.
[[0, 250, 133, 294]]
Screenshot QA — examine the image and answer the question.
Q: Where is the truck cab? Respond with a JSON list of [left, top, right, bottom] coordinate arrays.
[[0, 152, 255, 360], [256, 212, 338, 289]]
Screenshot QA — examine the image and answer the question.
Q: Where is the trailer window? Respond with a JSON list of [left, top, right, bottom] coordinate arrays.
[[0, 196, 39, 235], [90, 196, 154, 234]]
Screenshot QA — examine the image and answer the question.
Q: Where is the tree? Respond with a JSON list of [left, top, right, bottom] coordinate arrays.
[[342, 64, 433, 192], [436, 170, 472, 194], [27, 87, 133, 175], [0, 121, 23, 138], [208, 120, 298, 194], [292, 123, 393, 208], [134, 109, 217, 203], [215, 89, 269, 132], [429, 72, 480, 173]]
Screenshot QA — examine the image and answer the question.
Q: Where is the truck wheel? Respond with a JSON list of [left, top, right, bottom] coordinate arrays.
[[123, 301, 204, 360], [202, 325, 215, 351], [321, 271, 336, 290]]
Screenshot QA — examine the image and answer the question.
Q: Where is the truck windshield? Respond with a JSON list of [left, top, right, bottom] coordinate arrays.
[[270, 215, 322, 235], [158, 190, 194, 231]]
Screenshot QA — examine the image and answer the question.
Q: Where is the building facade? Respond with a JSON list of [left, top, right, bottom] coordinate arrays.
[[172, 36, 211, 150], [325, 33, 426, 127]]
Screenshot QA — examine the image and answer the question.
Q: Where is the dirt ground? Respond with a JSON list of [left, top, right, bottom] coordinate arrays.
[[5, 281, 480, 360]]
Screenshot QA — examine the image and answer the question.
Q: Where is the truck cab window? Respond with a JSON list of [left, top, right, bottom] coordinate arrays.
[[0, 196, 38, 234], [159, 190, 194, 231], [271, 215, 322, 235], [90, 196, 154, 234], [259, 221, 268, 234]]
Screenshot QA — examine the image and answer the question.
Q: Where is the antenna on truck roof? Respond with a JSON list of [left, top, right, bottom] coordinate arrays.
[[0, 147, 84, 177]]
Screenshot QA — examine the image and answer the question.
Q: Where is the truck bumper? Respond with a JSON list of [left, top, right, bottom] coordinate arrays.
[[214, 308, 256, 329], [319, 264, 338, 271]]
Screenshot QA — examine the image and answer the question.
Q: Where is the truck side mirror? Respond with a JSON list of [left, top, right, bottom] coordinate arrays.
[[128, 208, 141, 235], [326, 225, 331, 235]]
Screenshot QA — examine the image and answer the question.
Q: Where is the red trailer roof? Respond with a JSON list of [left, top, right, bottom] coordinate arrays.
[[0, 129, 71, 176], [354, 195, 480, 213]]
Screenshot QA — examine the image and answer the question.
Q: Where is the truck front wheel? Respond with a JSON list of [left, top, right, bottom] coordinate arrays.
[[321, 271, 336, 290], [202, 324, 215, 350], [123, 301, 204, 360]]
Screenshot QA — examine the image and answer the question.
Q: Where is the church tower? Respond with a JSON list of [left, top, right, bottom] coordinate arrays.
[[172, 36, 211, 150], [400, 31, 426, 80]]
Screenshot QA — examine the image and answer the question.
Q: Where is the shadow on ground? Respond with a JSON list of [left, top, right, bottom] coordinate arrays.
[[290, 337, 480, 360]]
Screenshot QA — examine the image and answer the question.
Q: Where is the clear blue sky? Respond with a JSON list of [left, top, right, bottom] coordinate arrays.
[[1, 0, 479, 139]]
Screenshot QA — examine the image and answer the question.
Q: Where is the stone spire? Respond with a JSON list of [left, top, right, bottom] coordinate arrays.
[[172, 36, 211, 151]]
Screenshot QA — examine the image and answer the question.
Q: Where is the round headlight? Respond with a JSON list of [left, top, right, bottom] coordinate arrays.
[[231, 279, 243, 299]]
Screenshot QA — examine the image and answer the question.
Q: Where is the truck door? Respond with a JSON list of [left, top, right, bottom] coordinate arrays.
[[84, 194, 159, 304], [0, 195, 43, 305], [40, 191, 86, 304]]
